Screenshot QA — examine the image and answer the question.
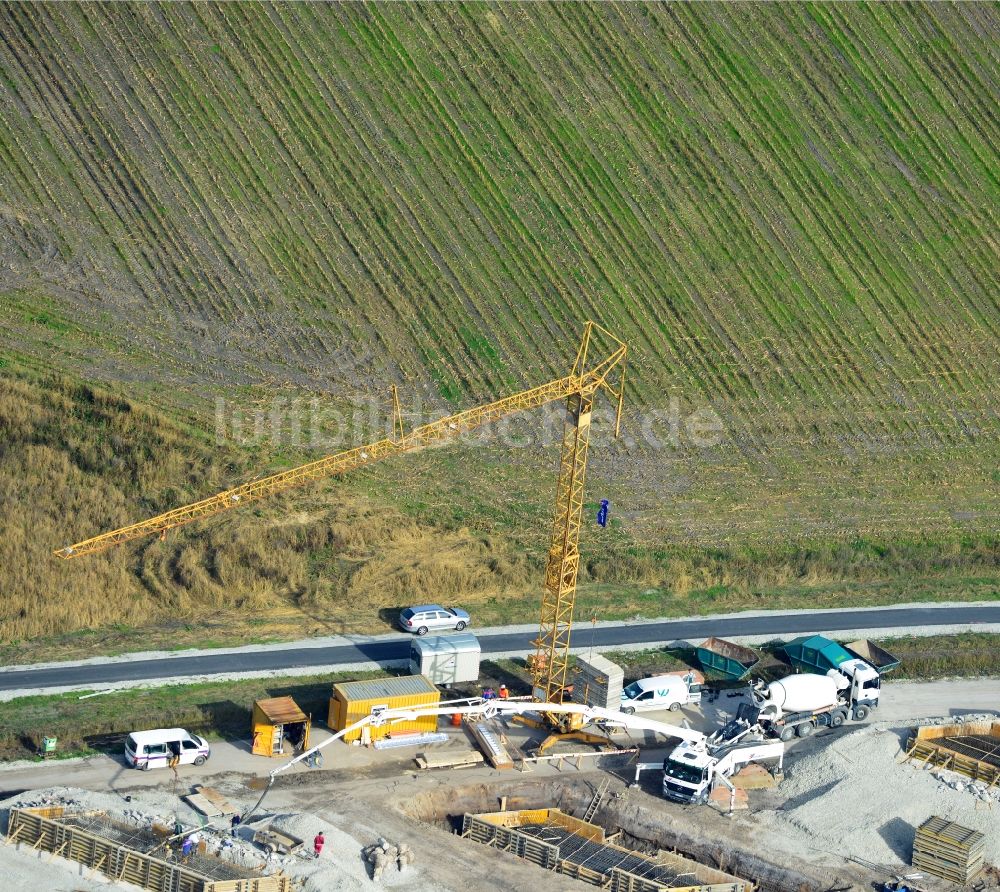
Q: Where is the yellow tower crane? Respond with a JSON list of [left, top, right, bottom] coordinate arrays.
[[57, 321, 627, 729]]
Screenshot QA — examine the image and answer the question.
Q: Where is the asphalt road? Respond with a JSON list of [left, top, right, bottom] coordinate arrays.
[[2, 604, 998, 694]]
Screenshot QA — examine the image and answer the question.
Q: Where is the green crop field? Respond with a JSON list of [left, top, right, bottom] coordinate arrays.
[[0, 3, 997, 655]]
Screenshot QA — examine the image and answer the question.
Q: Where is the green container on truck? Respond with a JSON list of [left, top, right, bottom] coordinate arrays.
[[783, 635, 900, 675], [783, 635, 857, 674], [781, 634, 898, 724]]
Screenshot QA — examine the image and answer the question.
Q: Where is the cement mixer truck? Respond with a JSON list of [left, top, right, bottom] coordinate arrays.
[[749, 671, 877, 741]]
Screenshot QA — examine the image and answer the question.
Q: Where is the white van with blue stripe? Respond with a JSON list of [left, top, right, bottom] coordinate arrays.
[[124, 728, 210, 770], [620, 674, 702, 714]]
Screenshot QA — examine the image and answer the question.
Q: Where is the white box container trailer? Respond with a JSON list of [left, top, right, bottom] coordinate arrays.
[[409, 632, 481, 685]]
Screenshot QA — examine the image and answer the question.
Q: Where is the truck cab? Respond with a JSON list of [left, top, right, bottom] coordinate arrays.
[[832, 658, 881, 718], [662, 744, 714, 802]]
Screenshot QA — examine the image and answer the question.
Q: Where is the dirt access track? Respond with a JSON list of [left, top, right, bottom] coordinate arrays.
[[1, 678, 998, 892]]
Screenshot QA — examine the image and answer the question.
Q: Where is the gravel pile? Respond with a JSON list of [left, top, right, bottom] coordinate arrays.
[[2, 785, 204, 828], [753, 715, 1000, 869], [263, 811, 443, 891]]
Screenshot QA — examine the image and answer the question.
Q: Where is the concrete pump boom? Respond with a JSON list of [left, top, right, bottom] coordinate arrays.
[[276, 698, 708, 779], [239, 697, 705, 821]]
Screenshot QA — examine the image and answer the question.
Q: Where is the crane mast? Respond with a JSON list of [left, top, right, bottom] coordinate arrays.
[[56, 322, 627, 722], [532, 323, 626, 709]]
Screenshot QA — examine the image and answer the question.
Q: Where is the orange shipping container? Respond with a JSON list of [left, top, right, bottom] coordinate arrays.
[[329, 675, 440, 743], [251, 696, 311, 757]]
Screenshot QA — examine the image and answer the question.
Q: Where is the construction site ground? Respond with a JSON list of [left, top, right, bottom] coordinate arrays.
[[1, 677, 998, 892]]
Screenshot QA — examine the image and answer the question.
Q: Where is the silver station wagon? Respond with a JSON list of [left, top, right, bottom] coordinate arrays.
[[398, 604, 471, 635]]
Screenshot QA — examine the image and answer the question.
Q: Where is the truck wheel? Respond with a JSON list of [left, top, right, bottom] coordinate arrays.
[[669, 702, 681, 712], [621, 706, 635, 715], [830, 711, 846, 728], [796, 722, 815, 739], [854, 705, 870, 721], [416, 626, 428, 636], [194, 755, 207, 766], [779, 726, 797, 742]]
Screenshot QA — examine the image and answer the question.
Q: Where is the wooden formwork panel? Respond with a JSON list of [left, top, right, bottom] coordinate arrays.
[[611, 867, 669, 892], [914, 721, 1000, 741], [653, 850, 747, 889], [7, 808, 289, 892], [912, 852, 983, 886], [462, 814, 557, 872], [463, 814, 501, 841], [469, 807, 605, 841], [905, 739, 1000, 787], [914, 836, 985, 863], [464, 810, 747, 892], [913, 843, 984, 869], [8, 808, 204, 892], [560, 860, 610, 886], [515, 808, 554, 825], [611, 870, 749, 892], [472, 807, 550, 828], [518, 835, 558, 870], [915, 815, 986, 854], [464, 817, 510, 850], [22, 805, 67, 821], [545, 809, 607, 842], [913, 816, 986, 885], [212, 882, 291, 892], [910, 722, 1000, 783]]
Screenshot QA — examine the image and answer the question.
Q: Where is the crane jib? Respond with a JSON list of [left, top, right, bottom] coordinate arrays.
[[56, 324, 626, 560]]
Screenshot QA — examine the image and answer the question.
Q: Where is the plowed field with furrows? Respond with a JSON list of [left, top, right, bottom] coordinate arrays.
[[0, 3, 998, 648], [1, 4, 996, 423]]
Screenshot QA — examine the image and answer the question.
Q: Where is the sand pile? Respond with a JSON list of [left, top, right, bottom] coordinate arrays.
[[753, 715, 1000, 869]]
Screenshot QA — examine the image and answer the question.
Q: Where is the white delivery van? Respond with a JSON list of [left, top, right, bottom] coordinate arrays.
[[620, 674, 701, 714], [124, 728, 210, 770]]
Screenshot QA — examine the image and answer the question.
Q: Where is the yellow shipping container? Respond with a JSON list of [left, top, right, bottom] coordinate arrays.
[[251, 696, 311, 757], [329, 675, 440, 743]]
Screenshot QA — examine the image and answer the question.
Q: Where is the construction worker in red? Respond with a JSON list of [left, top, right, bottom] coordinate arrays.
[[498, 684, 509, 700], [314, 831, 325, 858]]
